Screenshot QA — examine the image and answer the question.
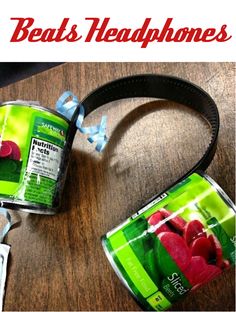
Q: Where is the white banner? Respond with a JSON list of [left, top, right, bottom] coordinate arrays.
[[0, 0, 235, 61]]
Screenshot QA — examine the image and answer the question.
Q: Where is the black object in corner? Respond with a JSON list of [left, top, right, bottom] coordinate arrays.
[[0, 62, 63, 88]]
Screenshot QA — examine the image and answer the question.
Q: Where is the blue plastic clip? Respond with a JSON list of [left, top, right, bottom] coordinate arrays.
[[56, 91, 108, 152], [0, 208, 13, 243]]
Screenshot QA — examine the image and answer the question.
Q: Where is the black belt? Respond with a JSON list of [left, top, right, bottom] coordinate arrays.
[[66, 74, 219, 190]]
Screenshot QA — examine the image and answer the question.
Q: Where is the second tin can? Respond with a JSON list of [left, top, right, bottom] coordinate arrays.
[[102, 172, 236, 311]]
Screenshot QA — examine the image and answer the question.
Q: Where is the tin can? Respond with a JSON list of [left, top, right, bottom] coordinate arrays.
[[0, 101, 70, 214], [102, 172, 236, 311]]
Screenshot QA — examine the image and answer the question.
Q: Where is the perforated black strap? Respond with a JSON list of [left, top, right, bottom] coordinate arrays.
[[67, 74, 219, 180]]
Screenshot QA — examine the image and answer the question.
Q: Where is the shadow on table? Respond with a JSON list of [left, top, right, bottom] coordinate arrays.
[[25, 99, 209, 231]]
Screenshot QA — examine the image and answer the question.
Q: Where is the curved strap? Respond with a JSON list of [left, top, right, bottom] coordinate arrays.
[[66, 74, 219, 180]]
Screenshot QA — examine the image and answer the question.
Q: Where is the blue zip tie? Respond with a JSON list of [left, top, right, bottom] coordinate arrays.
[[56, 91, 108, 152], [0, 208, 13, 243]]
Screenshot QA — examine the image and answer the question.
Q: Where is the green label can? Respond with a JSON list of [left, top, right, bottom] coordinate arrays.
[[0, 101, 70, 214], [102, 172, 236, 311]]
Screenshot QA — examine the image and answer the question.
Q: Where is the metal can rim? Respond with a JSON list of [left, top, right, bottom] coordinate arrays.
[[0, 101, 70, 123], [200, 172, 236, 212], [0, 198, 58, 215]]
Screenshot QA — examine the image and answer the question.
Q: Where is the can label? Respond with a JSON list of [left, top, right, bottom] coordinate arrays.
[[103, 173, 236, 311], [0, 104, 69, 209]]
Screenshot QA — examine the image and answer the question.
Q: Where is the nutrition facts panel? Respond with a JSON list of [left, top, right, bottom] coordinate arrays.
[[27, 138, 62, 180]]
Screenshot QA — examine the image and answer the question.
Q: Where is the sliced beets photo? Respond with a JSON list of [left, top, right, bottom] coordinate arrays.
[[184, 220, 206, 246], [157, 232, 191, 272], [148, 211, 171, 235], [190, 236, 213, 261], [4, 140, 21, 160], [184, 256, 221, 286], [159, 207, 186, 232], [0, 141, 12, 158]]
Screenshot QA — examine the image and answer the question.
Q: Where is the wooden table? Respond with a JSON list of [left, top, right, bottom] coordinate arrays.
[[0, 63, 235, 311]]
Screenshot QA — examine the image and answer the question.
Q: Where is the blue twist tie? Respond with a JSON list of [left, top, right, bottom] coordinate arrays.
[[56, 91, 108, 152], [0, 208, 13, 243]]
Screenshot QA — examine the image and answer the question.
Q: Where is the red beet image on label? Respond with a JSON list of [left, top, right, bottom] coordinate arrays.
[[208, 234, 223, 268], [184, 220, 206, 246], [159, 208, 186, 232], [0, 141, 12, 158], [4, 140, 21, 160], [148, 211, 171, 235], [190, 237, 213, 261], [184, 256, 221, 286], [158, 232, 191, 271]]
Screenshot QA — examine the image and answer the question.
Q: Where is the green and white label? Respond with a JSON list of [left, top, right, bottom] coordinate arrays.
[[0, 104, 69, 209]]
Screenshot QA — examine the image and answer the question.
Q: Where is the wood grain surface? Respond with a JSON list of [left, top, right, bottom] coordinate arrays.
[[0, 63, 235, 311]]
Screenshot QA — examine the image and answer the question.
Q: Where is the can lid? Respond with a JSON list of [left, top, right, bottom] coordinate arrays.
[[2, 100, 41, 106], [0, 100, 70, 123]]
